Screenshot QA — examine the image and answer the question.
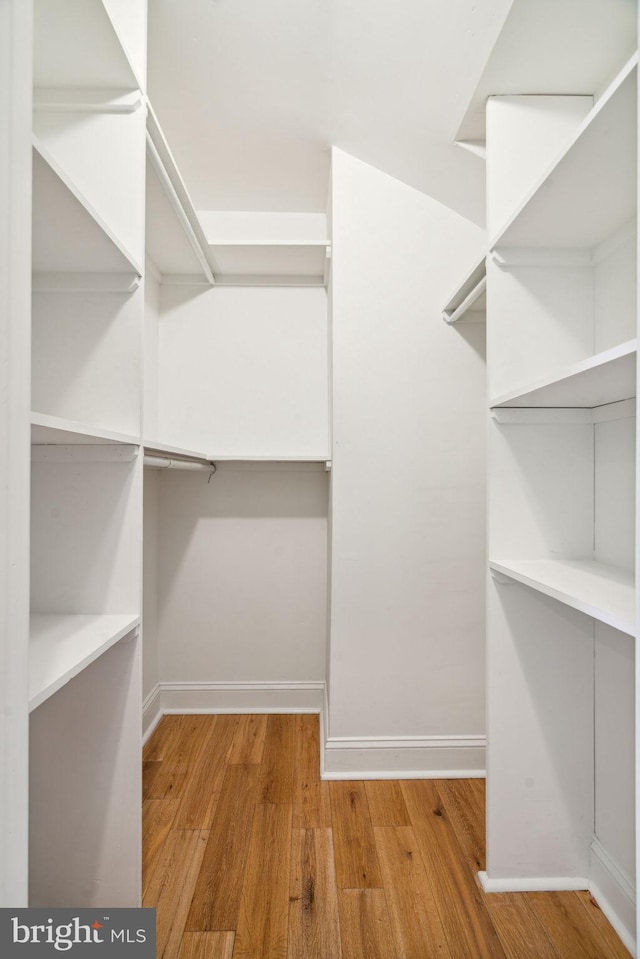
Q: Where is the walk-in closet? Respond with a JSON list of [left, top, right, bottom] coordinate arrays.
[[0, 0, 638, 956]]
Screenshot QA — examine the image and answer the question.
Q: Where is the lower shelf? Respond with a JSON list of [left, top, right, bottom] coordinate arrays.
[[29, 612, 141, 711], [489, 559, 635, 636]]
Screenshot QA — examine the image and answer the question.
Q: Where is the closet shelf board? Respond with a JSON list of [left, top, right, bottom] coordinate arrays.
[[441, 255, 486, 323], [491, 55, 638, 250], [489, 558, 636, 636], [29, 613, 141, 711], [32, 140, 142, 277], [209, 242, 330, 282], [34, 0, 139, 90], [32, 412, 141, 446], [490, 339, 637, 409], [144, 439, 213, 462]]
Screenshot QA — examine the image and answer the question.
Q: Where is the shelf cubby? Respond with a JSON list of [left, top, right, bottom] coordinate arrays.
[[490, 339, 636, 409], [492, 57, 637, 251], [489, 558, 635, 636], [29, 612, 140, 711], [33, 0, 140, 91]]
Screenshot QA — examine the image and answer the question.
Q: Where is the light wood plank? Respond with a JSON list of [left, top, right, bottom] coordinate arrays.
[[174, 716, 236, 830], [258, 714, 295, 804], [145, 830, 210, 959], [228, 715, 267, 765], [289, 828, 342, 959], [330, 781, 382, 889], [375, 825, 453, 959], [143, 759, 164, 801], [402, 780, 507, 959], [292, 714, 332, 829], [144, 714, 186, 763], [142, 798, 179, 898], [186, 763, 260, 932], [365, 781, 410, 827], [436, 778, 486, 873], [151, 716, 217, 802], [178, 932, 234, 959], [233, 802, 292, 959], [337, 889, 397, 959], [486, 894, 562, 959], [575, 891, 633, 959], [526, 891, 632, 959]]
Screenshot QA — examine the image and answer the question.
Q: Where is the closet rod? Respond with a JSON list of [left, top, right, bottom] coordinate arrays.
[[143, 455, 216, 472]]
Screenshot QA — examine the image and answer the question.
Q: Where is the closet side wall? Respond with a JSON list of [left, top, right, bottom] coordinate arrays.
[[327, 148, 487, 774], [0, 0, 32, 906]]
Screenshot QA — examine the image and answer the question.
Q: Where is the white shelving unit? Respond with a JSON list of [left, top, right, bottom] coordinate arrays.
[[482, 44, 638, 954], [24, 0, 148, 910]]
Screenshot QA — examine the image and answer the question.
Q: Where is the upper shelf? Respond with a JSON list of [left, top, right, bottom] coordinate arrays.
[[492, 56, 637, 251], [32, 140, 141, 279], [441, 256, 486, 324], [34, 0, 140, 91], [490, 339, 637, 410], [144, 438, 331, 470]]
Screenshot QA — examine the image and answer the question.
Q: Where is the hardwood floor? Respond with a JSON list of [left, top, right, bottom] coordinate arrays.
[[143, 714, 631, 959]]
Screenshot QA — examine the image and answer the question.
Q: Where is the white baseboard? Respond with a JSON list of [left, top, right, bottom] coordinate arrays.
[[322, 734, 486, 779], [588, 838, 636, 957], [142, 684, 163, 745], [478, 872, 589, 893], [143, 681, 324, 738]]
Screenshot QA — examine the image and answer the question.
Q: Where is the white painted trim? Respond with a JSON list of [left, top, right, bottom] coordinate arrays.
[[322, 734, 486, 779], [478, 872, 589, 893], [146, 681, 325, 721], [588, 838, 636, 957], [142, 684, 162, 745]]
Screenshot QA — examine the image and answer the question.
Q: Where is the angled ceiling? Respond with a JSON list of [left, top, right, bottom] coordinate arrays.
[[147, 0, 514, 226]]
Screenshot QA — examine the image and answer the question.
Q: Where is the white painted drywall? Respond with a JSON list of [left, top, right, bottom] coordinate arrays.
[[327, 148, 486, 741], [155, 467, 328, 685], [157, 286, 329, 457]]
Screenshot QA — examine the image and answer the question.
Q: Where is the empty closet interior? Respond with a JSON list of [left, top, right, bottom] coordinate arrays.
[[4, 0, 638, 951]]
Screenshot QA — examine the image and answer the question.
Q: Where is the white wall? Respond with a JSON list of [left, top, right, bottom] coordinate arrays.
[[327, 149, 486, 765], [155, 466, 328, 686], [157, 285, 329, 457]]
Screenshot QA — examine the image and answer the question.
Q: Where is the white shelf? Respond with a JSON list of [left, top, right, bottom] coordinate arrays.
[[146, 102, 215, 285], [441, 256, 486, 324], [145, 154, 209, 282], [32, 412, 141, 446], [209, 243, 330, 287], [490, 558, 636, 636], [32, 141, 141, 277], [33, 0, 139, 91], [143, 438, 213, 461], [490, 340, 637, 409], [29, 613, 140, 711], [492, 56, 637, 250]]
